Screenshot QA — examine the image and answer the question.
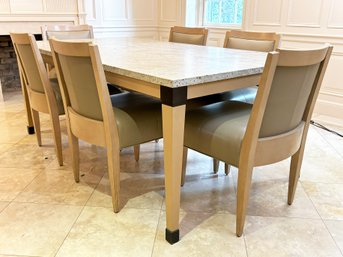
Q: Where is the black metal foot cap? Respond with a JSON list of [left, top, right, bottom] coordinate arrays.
[[165, 228, 179, 245], [27, 126, 35, 135]]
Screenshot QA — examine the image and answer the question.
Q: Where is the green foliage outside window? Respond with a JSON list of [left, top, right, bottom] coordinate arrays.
[[204, 0, 243, 25]]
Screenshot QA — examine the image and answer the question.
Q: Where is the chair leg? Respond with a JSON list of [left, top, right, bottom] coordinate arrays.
[[224, 163, 231, 175], [181, 147, 188, 186], [213, 159, 219, 174], [288, 144, 305, 205], [107, 143, 121, 213], [69, 132, 80, 183], [134, 144, 140, 162], [236, 164, 254, 237], [31, 109, 41, 146], [21, 80, 34, 134], [50, 112, 63, 166]]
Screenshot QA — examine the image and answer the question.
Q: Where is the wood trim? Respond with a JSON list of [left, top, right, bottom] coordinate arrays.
[[28, 89, 49, 113], [187, 74, 260, 99], [48, 39, 92, 57], [277, 45, 331, 67], [254, 122, 305, 166], [68, 107, 106, 147], [105, 72, 160, 98]]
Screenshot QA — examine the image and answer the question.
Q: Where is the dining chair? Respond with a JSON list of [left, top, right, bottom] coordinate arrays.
[[41, 24, 94, 41], [192, 30, 280, 175], [11, 32, 64, 166], [49, 39, 163, 212], [182, 45, 333, 236], [42, 24, 140, 160], [169, 26, 208, 46]]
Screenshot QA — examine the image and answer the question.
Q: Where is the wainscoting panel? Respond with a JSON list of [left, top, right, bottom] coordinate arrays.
[[253, 0, 283, 26]]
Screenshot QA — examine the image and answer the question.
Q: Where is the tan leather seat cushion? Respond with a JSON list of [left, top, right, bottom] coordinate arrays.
[[185, 101, 252, 166], [111, 92, 163, 148]]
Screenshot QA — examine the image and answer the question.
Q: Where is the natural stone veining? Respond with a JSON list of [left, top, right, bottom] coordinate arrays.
[[37, 37, 267, 88]]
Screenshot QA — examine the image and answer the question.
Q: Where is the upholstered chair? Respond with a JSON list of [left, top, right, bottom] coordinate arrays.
[[169, 26, 208, 46], [191, 30, 280, 175], [41, 24, 94, 41], [41, 24, 142, 159], [50, 39, 163, 212], [11, 33, 64, 165], [182, 45, 332, 236]]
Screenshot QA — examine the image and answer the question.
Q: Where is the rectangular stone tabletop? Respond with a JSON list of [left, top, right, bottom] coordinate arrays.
[[37, 37, 267, 88]]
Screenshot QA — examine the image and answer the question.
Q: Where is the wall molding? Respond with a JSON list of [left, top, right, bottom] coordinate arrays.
[[286, 0, 323, 28], [252, 0, 282, 27], [327, 0, 343, 29], [159, 0, 178, 22], [252, 22, 281, 27], [102, 0, 128, 22]]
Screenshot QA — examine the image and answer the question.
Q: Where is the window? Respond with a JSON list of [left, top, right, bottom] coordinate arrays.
[[203, 0, 243, 26], [185, 0, 244, 28]]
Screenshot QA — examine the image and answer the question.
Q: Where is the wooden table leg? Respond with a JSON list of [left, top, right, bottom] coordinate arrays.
[[162, 103, 186, 244], [19, 70, 34, 134]]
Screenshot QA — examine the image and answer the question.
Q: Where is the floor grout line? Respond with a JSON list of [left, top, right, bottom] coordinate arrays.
[[310, 125, 343, 160], [52, 204, 87, 257], [301, 179, 343, 256], [150, 207, 163, 257], [1, 92, 343, 256]]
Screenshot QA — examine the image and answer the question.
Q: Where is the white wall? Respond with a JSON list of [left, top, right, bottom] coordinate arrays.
[[0, 0, 86, 101], [85, 0, 343, 126], [84, 0, 159, 39], [246, 0, 343, 125], [0, 0, 86, 34], [84, 0, 186, 40]]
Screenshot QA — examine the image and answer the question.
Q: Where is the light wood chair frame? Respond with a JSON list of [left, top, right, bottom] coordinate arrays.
[[41, 24, 94, 41], [11, 33, 63, 166], [50, 39, 127, 212], [169, 26, 209, 46], [183, 45, 332, 236]]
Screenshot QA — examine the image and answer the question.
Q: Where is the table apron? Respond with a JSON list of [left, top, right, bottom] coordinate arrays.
[[105, 71, 160, 99], [187, 74, 261, 99]]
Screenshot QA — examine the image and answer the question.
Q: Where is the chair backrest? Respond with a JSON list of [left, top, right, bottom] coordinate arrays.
[[41, 24, 94, 41], [250, 45, 332, 139], [169, 26, 208, 46], [223, 30, 280, 52], [11, 33, 48, 94], [49, 39, 110, 122]]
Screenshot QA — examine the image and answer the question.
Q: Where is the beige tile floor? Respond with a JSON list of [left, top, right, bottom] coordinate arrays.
[[0, 91, 342, 257]]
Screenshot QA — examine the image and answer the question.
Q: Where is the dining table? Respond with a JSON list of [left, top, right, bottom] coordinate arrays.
[[35, 37, 267, 244]]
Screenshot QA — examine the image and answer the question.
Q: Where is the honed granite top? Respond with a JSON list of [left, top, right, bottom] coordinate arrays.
[[37, 37, 267, 88]]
